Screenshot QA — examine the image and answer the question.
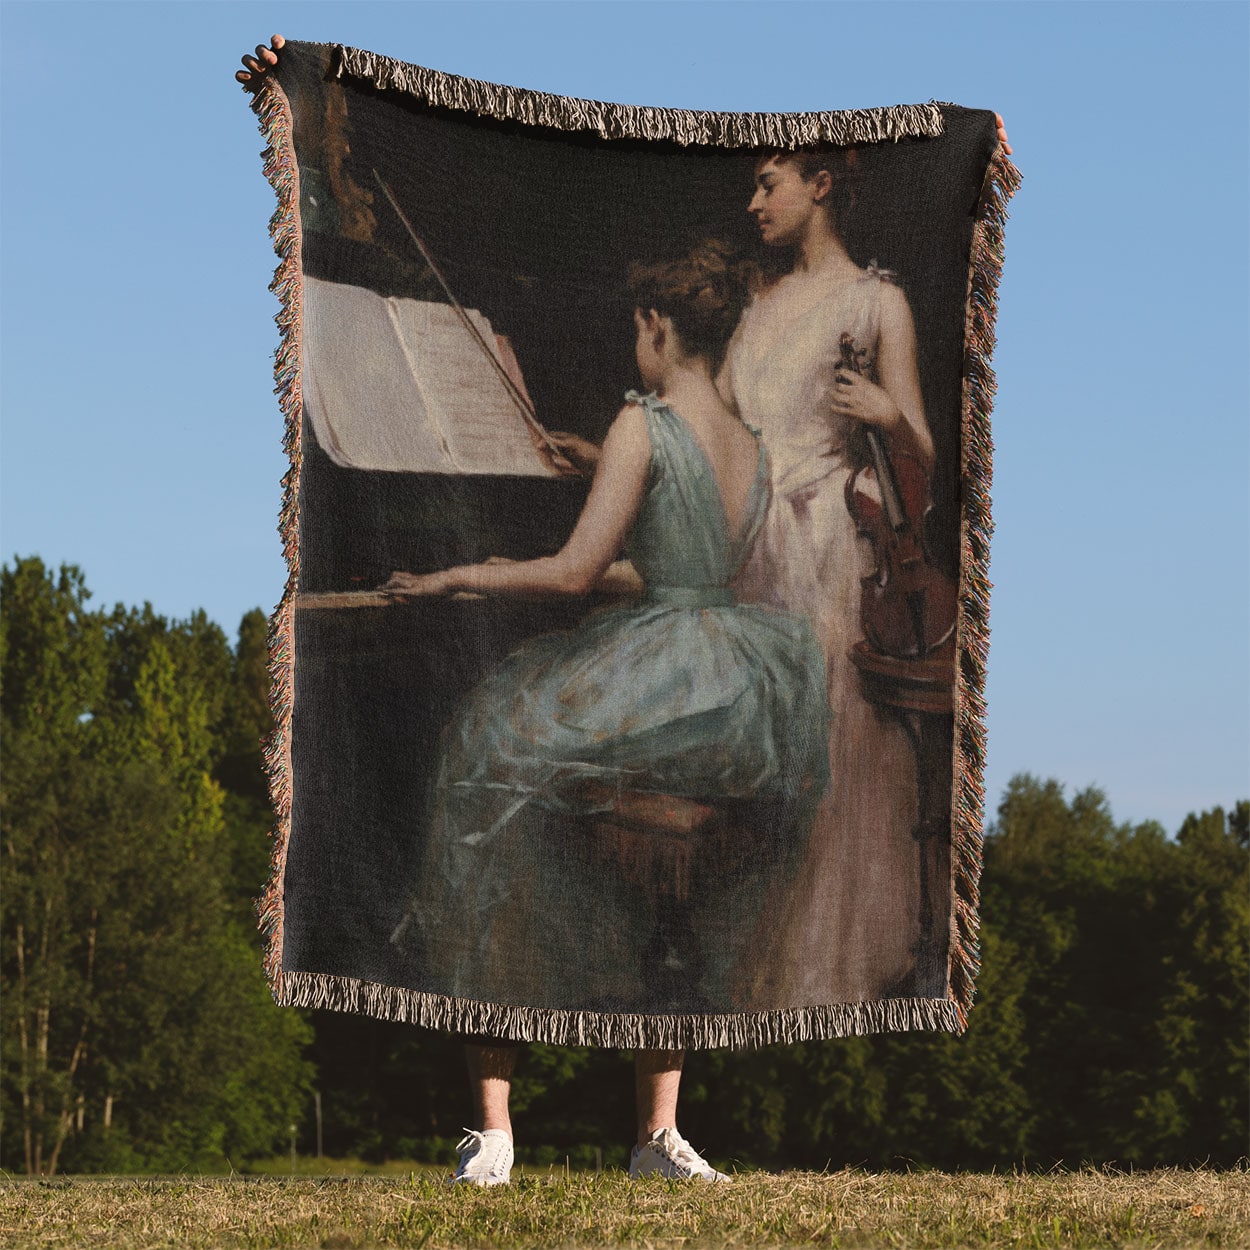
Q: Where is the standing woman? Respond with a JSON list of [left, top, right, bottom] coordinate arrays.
[[720, 149, 940, 1006]]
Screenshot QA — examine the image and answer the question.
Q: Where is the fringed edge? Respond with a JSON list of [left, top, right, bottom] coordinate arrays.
[[949, 145, 1023, 1030], [250, 77, 304, 1005], [328, 43, 944, 148], [279, 969, 963, 1049]]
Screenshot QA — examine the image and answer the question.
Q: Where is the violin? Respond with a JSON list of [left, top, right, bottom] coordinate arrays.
[[840, 333, 957, 660]]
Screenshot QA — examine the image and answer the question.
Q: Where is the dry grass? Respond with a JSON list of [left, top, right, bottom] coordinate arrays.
[[0, 1167, 1246, 1248]]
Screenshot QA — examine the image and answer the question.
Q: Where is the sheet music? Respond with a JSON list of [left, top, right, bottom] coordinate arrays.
[[301, 275, 555, 476]]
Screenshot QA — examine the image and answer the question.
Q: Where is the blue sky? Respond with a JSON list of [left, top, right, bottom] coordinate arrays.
[[2, 1, 1246, 833]]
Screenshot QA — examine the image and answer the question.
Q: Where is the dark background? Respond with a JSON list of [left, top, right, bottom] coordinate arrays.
[[281, 40, 998, 590]]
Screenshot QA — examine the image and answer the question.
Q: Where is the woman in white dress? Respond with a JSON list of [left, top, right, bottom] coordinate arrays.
[[720, 149, 940, 1007]]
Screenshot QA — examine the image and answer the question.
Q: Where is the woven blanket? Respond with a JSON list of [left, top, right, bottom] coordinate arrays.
[[249, 41, 1019, 1048]]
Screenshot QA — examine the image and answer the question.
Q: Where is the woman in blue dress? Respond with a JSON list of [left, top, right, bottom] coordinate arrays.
[[382, 242, 830, 1181]]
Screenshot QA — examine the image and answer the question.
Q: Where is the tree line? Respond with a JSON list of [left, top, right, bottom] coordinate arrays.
[[2, 557, 1245, 1174]]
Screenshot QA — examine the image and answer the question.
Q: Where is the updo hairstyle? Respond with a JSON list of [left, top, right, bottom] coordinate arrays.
[[758, 146, 862, 237], [627, 240, 755, 371]]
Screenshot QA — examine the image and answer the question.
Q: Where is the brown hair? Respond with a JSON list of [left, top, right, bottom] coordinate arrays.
[[627, 240, 755, 370], [757, 146, 862, 236]]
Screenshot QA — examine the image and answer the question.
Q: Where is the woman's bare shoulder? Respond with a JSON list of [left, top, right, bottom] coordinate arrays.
[[603, 401, 651, 452], [876, 276, 915, 320]]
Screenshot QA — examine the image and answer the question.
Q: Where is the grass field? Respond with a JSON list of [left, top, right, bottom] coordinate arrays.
[[1, 1166, 1247, 1249]]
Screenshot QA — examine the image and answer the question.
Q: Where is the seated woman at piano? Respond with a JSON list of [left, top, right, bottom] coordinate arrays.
[[378, 241, 830, 1175], [383, 239, 830, 995]]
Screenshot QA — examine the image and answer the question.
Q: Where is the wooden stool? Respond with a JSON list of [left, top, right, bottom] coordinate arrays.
[[588, 791, 726, 904]]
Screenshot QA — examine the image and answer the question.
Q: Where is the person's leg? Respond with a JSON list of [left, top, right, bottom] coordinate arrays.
[[465, 1042, 518, 1137], [631, 1049, 728, 1180], [634, 1048, 684, 1146], [454, 1040, 518, 1185]]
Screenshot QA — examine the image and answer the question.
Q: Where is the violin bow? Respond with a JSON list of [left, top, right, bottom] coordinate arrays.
[[372, 170, 563, 461]]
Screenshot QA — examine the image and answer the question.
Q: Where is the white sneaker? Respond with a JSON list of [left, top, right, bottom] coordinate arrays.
[[629, 1127, 730, 1181], [452, 1127, 513, 1186]]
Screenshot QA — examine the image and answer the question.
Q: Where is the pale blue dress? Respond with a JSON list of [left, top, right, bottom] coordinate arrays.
[[397, 391, 830, 1012]]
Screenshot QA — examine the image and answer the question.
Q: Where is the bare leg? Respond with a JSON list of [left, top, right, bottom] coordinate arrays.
[[635, 1048, 684, 1147], [464, 1044, 517, 1138]]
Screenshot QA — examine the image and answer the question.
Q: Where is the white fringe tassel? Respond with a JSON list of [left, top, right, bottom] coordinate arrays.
[[329, 44, 945, 148], [278, 969, 962, 1049]]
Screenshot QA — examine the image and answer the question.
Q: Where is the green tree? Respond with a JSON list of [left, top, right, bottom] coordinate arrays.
[[0, 559, 312, 1173], [1, 560, 109, 1173], [214, 608, 277, 929], [1143, 803, 1249, 1162], [981, 776, 1248, 1166]]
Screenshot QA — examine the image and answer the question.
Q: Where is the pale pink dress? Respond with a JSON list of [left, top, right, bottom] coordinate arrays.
[[723, 263, 925, 1007]]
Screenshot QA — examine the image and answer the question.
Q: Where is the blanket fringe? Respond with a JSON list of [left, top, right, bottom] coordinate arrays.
[[949, 146, 1022, 1029], [329, 43, 944, 148], [279, 969, 962, 1048], [250, 77, 304, 1001]]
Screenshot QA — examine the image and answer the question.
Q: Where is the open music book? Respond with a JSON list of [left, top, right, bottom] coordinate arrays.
[[301, 275, 557, 476]]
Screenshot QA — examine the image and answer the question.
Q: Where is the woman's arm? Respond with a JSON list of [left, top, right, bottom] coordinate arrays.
[[596, 560, 645, 596], [545, 431, 601, 476], [873, 283, 935, 468], [383, 405, 651, 598], [832, 283, 934, 470]]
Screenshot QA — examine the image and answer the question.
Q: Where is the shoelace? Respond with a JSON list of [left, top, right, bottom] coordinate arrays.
[[456, 1128, 510, 1177], [658, 1129, 711, 1176]]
